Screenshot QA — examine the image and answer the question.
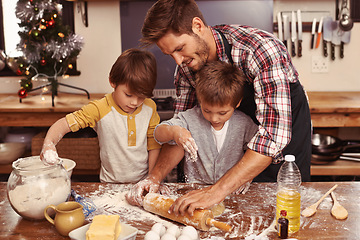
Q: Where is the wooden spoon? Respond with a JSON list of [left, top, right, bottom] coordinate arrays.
[[301, 184, 338, 217], [330, 191, 348, 220]]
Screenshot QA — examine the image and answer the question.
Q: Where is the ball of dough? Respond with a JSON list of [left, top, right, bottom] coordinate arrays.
[[152, 222, 166, 237], [161, 233, 177, 240], [166, 225, 181, 238], [144, 230, 160, 240], [178, 235, 192, 240], [181, 226, 198, 240]]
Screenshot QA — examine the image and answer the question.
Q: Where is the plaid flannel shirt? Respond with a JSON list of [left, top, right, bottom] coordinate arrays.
[[173, 25, 301, 162]]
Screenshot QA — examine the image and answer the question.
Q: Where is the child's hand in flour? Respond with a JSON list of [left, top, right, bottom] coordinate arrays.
[[40, 142, 60, 165], [172, 126, 198, 160]]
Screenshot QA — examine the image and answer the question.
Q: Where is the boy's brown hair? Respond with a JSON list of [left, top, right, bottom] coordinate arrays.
[[109, 48, 157, 98], [141, 0, 207, 47], [195, 61, 246, 108]]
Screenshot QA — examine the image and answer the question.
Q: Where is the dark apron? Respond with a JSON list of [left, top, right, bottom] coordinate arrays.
[[219, 31, 312, 182]]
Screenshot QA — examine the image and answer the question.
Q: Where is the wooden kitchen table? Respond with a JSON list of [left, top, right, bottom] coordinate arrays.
[[0, 181, 359, 240]]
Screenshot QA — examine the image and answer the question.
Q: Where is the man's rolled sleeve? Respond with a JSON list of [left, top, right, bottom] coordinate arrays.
[[247, 126, 284, 163]]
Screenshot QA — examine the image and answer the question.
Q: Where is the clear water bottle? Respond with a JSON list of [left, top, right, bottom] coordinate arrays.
[[276, 155, 301, 233]]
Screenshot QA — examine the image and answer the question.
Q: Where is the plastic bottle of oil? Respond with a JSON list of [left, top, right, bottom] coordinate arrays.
[[276, 155, 301, 233]]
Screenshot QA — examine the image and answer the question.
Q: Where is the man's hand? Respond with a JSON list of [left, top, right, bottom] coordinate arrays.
[[169, 185, 226, 217]]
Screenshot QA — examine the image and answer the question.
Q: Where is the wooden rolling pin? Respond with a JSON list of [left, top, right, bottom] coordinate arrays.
[[143, 193, 232, 232]]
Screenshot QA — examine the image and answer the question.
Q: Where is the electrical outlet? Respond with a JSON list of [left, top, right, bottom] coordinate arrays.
[[312, 56, 329, 73]]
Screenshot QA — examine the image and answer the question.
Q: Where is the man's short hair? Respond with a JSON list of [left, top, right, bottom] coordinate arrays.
[[141, 0, 207, 46]]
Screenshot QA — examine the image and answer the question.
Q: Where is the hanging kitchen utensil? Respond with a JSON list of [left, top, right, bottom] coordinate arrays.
[[340, 30, 351, 58], [315, 17, 324, 49], [283, 14, 290, 49], [291, 11, 297, 57], [323, 16, 332, 57], [311, 18, 317, 49], [297, 10, 302, 57], [277, 12, 283, 43], [331, 21, 341, 61], [339, 0, 353, 31]]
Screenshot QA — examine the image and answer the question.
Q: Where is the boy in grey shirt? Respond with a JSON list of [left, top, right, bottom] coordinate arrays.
[[154, 61, 258, 185]]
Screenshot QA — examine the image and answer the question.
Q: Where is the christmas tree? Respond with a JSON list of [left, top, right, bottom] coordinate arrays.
[[14, 0, 84, 105]]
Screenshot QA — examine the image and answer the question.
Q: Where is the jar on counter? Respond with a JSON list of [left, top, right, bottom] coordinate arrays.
[[7, 156, 71, 220]]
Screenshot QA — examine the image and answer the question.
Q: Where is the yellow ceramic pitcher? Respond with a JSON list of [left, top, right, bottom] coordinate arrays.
[[44, 201, 85, 236]]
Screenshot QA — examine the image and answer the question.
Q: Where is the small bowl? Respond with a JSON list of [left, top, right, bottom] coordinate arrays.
[[0, 142, 27, 164], [69, 221, 138, 240], [61, 158, 76, 178], [5, 127, 38, 150]]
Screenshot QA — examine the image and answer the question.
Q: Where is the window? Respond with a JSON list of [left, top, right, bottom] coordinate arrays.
[[0, 0, 78, 76]]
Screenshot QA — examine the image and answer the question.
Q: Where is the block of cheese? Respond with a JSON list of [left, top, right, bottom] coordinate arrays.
[[86, 215, 121, 240]]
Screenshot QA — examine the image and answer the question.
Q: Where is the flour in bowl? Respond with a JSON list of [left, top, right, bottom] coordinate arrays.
[[8, 177, 70, 220]]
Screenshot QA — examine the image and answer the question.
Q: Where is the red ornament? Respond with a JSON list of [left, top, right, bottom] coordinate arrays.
[[47, 19, 55, 28], [18, 88, 28, 98], [16, 69, 23, 75], [40, 59, 46, 66]]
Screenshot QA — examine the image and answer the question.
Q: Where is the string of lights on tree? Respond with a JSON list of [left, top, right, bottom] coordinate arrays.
[[14, 0, 84, 100]]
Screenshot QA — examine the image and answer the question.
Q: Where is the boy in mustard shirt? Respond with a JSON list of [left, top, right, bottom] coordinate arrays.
[[40, 48, 161, 183]]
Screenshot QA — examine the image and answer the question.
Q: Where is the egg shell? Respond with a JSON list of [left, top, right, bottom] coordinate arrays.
[[166, 225, 181, 238], [178, 235, 192, 240], [144, 230, 160, 240], [161, 233, 177, 240], [181, 226, 198, 240], [152, 222, 167, 237]]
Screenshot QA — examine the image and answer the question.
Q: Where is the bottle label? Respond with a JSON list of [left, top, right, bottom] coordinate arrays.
[[277, 217, 289, 239]]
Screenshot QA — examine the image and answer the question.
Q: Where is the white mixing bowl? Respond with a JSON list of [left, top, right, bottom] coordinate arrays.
[[0, 142, 27, 164]]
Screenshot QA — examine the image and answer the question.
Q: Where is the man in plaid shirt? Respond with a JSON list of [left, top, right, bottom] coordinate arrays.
[[127, 0, 311, 216]]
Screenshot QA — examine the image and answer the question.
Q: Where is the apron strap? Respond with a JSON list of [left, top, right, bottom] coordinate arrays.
[[218, 31, 234, 64]]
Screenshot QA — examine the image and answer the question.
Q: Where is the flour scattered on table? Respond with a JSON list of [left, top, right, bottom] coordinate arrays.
[[81, 183, 333, 240], [86, 184, 183, 232]]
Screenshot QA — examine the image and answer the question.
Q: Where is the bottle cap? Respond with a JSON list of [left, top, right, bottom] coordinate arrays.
[[280, 210, 287, 217], [284, 155, 295, 162]]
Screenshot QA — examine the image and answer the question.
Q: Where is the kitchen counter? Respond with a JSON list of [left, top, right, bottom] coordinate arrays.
[[0, 93, 105, 127], [307, 91, 360, 127], [1, 91, 360, 127], [0, 181, 359, 239], [1, 92, 360, 176]]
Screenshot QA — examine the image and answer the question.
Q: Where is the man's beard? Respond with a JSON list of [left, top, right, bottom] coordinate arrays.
[[190, 34, 210, 72]]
